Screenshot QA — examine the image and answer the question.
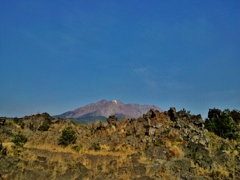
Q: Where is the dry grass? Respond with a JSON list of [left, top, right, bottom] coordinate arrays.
[[138, 154, 151, 164], [2, 142, 15, 149], [168, 145, 183, 159], [158, 168, 179, 180], [24, 142, 74, 153], [156, 113, 167, 121], [85, 144, 136, 158], [206, 132, 220, 150], [196, 164, 232, 179], [105, 125, 117, 136], [118, 128, 127, 138], [2, 142, 19, 157]]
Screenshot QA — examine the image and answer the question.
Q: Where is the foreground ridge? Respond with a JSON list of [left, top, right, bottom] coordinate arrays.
[[0, 108, 240, 179]]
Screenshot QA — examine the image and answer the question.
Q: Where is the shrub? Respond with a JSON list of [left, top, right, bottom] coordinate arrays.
[[205, 109, 239, 139], [38, 121, 50, 131], [230, 109, 240, 124], [12, 133, 28, 147], [72, 144, 82, 152], [90, 142, 101, 151], [58, 126, 77, 146], [13, 117, 19, 124], [181, 108, 191, 114], [126, 130, 132, 136], [168, 145, 183, 158], [86, 129, 92, 137]]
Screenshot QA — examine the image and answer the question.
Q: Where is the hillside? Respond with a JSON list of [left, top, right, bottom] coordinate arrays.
[[55, 99, 163, 123], [1, 108, 240, 179]]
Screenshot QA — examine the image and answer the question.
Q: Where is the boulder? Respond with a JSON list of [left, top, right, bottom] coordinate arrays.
[[0, 118, 5, 126], [187, 142, 213, 169], [133, 176, 155, 180], [165, 158, 191, 177], [168, 107, 178, 121], [145, 109, 157, 119], [106, 116, 118, 127]]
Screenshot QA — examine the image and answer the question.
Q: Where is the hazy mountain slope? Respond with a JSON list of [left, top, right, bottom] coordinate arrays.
[[55, 99, 162, 122]]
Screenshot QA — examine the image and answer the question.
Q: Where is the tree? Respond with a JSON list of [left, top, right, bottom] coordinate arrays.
[[38, 120, 50, 131], [205, 109, 239, 139], [230, 109, 240, 124], [58, 126, 77, 146]]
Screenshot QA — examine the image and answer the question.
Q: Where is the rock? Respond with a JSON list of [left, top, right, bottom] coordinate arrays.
[[154, 122, 162, 129], [148, 128, 155, 136], [145, 109, 158, 119], [165, 158, 191, 178], [21, 169, 51, 180], [174, 121, 181, 129], [133, 176, 155, 180], [145, 147, 167, 161], [192, 114, 204, 127], [0, 118, 5, 127], [51, 119, 60, 124], [132, 165, 146, 177], [168, 107, 178, 121], [0, 157, 19, 177], [106, 116, 118, 127], [102, 122, 108, 129], [187, 142, 213, 169], [214, 150, 231, 165], [92, 121, 103, 131], [118, 167, 129, 176], [108, 160, 117, 170]]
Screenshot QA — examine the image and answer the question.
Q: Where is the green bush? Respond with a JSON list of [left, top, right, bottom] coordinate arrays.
[[230, 109, 240, 124], [126, 130, 132, 136], [13, 117, 19, 124], [38, 121, 50, 131], [205, 109, 239, 139], [90, 142, 101, 151], [72, 144, 82, 152], [12, 133, 28, 147], [58, 126, 77, 146]]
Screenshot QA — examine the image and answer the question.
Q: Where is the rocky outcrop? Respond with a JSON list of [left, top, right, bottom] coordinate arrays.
[[0, 118, 5, 127], [106, 115, 118, 127], [1, 108, 240, 179]]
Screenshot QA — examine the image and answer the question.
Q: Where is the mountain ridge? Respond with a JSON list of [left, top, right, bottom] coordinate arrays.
[[55, 99, 163, 123]]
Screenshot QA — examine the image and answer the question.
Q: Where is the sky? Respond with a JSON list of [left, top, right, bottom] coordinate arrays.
[[0, 1, 240, 118]]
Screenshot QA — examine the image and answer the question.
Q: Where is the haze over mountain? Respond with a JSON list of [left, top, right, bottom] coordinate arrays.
[[55, 99, 162, 123]]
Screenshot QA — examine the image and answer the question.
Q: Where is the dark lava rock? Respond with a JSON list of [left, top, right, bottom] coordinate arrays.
[[107, 116, 118, 126]]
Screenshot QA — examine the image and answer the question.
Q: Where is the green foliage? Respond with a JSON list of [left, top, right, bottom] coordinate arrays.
[[86, 129, 92, 137], [205, 109, 239, 140], [154, 140, 163, 146], [90, 142, 101, 151], [72, 143, 82, 152], [181, 108, 191, 114], [162, 129, 170, 135], [126, 130, 132, 136], [13, 117, 25, 128], [58, 126, 77, 146], [230, 109, 240, 124], [38, 121, 50, 131], [13, 117, 19, 124], [12, 133, 28, 147]]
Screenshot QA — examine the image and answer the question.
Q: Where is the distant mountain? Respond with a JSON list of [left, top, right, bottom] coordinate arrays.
[[54, 99, 163, 123]]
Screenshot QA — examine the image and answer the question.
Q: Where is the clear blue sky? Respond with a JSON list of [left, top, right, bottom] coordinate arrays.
[[1, 1, 240, 118]]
